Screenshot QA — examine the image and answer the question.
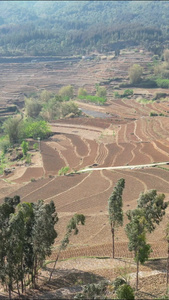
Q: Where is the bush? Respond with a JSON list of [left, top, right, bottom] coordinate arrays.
[[114, 92, 121, 98], [25, 153, 31, 164], [113, 277, 126, 291], [61, 101, 81, 117], [58, 166, 70, 176], [25, 97, 42, 118], [96, 86, 107, 99], [74, 281, 108, 300], [78, 88, 87, 97], [23, 120, 51, 139], [33, 143, 39, 151], [59, 85, 74, 100], [123, 89, 133, 97], [150, 111, 159, 117], [156, 78, 169, 88], [0, 137, 10, 154], [129, 64, 143, 84], [116, 284, 135, 300]]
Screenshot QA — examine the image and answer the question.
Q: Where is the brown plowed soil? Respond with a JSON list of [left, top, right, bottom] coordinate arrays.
[[2, 51, 169, 298], [41, 141, 66, 175], [13, 167, 44, 183]]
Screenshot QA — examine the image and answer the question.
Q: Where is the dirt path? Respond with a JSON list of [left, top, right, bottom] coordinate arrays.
[[80, 161, 169, 173]]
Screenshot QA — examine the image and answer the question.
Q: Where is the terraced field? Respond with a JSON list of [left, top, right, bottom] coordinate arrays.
[[1, 111, 169, 262], [1, 50, 169, 267]]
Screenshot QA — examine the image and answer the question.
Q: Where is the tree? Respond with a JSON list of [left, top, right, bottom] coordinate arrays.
[[166, 222, 169, 288], [3, 117, 23, 144], [31, 200, 58, 288], [108, 178, 125, 258], [59, 85, 74, 100], [78, 87, 87, 97], [0, 196, 21, 299], [25, 97, 42, 118], [125, 208, 151, 290], [0, 197, 58, 297], [61, 101, 81, 118], [40, 97, 62, 121], [129, 64, 143, 84], [164, 49, 169, 63], [126, 189, 167, 290], [137, 189, 167, 233], [49, 213, 85, 281], [21, 140, 29, 156], [96, 86, 107, 99], [23, 119, 51, 139], [39, 90, 53, 103]]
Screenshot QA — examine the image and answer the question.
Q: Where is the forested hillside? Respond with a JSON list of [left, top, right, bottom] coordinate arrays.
[[0, 1, 169, 56]]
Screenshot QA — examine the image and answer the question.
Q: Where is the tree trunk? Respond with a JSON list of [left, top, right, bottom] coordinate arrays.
[[136, 259, 139, 291], [17, 281, 20, 297], [111, 224, 115, 259], [49, 249, 61, 282], [8, 283, 12, 300], [167, 241, 169, 288]]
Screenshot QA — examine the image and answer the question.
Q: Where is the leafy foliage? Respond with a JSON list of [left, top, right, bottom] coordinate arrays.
[[137, 189, 167, 233], [58, 166, 70, 176], [21, 140, 29, 156], [25, 97, 42, 118], [78, 95, 106, 105], [108, 178, 125, 258], [116, 284, 135, 300], [22, 119, 51, 139], [0, 2, 168, 56], [74, 281, 108, 300], [59, 85, 74, 101], [2, 117, 23, 144], [0, 196, 58, 297], [108, 178, 125, 228], [129, 64, 143, 84], [113, 277, 126, 291]]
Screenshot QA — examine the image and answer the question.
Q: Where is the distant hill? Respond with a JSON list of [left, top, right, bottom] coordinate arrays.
[[0, 1, 169, 56]]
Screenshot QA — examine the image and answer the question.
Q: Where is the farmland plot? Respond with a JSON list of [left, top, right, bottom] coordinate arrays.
[[2, 50, 169, 264]]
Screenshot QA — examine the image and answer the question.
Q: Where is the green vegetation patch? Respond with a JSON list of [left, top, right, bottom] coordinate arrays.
[[78, 95, 107, 105]]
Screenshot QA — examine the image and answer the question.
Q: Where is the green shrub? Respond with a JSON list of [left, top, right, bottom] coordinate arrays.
[[23, 120, 51, 139], [78, 95, 106, 105], [59, 85, 74, 100], [78, 88, 87, 97], [150, 111, 158, 117], [58, 166, 70, 176], [156, 78, 169, 88], [74, 281, 108, 300], [123, 89, 133, 97], [25, 153, 31, 164], [113, 277, 126, 291], [114, 92, 121, 98], [33, 143, 39, 151], [31, 178, 36, 182], [116, 284, 135, 300]]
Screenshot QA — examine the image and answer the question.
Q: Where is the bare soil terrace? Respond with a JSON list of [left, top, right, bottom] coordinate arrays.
[[1, 50, 169, 298]]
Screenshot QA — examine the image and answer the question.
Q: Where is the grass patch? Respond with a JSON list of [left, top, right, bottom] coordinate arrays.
[[58, 255, 111, 262], [156, 166, 169, 171], [156, 78, 169, 88], [78, 95, 106, 105], [136, 98, 153, 104]]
